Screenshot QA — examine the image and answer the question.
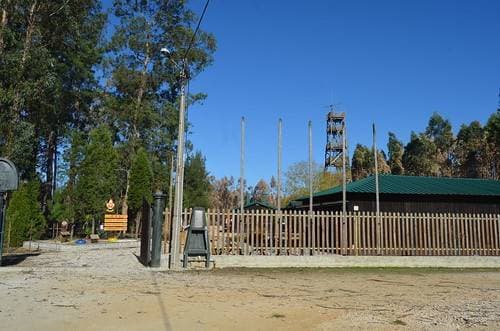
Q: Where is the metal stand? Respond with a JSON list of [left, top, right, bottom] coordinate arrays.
[[183, 208, 211, 268]]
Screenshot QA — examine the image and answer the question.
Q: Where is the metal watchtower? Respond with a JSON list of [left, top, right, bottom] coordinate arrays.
[[324, 110, 346, 172]]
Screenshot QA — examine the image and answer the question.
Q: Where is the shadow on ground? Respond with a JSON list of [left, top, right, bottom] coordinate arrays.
[[1, 252, 40, 266]]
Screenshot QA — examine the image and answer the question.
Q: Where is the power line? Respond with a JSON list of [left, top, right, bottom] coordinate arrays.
[[183, 0, 210, 60]]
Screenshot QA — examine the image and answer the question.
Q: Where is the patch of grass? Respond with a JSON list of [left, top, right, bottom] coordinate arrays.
[[391, 319, 407, 326], [271, 313, 285, 319]]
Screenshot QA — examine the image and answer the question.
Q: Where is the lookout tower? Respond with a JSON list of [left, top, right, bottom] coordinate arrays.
[[324, 110, 346, 173]]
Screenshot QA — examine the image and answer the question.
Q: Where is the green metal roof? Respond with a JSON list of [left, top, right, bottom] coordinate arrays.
[[303, 175, 500, 199], [244, 201, 276, 209]]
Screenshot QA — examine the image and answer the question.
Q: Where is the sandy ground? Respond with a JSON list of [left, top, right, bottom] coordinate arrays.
[[0, 248, 499, 331]]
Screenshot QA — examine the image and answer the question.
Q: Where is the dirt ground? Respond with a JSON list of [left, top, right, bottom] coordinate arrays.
[[0, 248, 499, 331]]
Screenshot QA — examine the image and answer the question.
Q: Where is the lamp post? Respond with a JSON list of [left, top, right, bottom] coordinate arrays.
[[161, 47, 187, 270]]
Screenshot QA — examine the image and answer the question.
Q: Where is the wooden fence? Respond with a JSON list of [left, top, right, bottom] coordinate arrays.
[[164, 209, 500, 256]]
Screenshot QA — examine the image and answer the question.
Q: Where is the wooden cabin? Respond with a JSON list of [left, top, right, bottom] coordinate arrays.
[[290, 175, 500, 214]]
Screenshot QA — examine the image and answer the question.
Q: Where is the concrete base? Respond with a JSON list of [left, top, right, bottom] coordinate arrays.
[[212, 255, 500, 269], [23, 240, 140, 252]]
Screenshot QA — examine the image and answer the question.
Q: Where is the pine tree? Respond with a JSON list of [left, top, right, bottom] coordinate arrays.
[[5, 181, 45, 248], [128, 148, 153, 236], [183, 151, 210, 209], [74, 126, 118, 233]]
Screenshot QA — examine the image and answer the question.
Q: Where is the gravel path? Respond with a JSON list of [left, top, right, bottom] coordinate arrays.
[[0, 248, 499, 330]]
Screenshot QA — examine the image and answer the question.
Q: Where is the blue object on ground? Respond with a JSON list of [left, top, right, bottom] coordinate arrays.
[[75, 239, 86, 245]]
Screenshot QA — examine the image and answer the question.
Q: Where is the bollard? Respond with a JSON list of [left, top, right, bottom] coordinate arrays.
[[151, 191, 166, 267]]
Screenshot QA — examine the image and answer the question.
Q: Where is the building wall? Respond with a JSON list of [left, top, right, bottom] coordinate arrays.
[[296, 193, 500, 214]]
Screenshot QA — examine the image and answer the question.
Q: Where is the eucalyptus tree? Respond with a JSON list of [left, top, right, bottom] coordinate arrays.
[[425, 113, 455, 177], [105, 0, 216, 214], [0, 0, 106, 209], [387, 132, 404, 175]]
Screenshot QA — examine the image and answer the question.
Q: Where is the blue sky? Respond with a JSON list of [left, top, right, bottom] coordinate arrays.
[[105, 0, 500, 186], [184, 0, 500, 186]]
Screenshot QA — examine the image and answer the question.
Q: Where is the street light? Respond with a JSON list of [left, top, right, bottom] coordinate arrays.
[[161, 47, 187, 270]]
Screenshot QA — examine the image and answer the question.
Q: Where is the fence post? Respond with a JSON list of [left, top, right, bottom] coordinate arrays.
[[341, 211, 347, 255]]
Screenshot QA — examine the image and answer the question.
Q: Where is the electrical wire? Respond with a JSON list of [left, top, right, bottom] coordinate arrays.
[[183, 0, 210, 60]]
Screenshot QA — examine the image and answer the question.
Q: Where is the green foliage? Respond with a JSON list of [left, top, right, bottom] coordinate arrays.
[[387, 132, 404, 175], [74, 126, 118, 223], [402, 132, 439, 176], [455, 121, 486, 178], [128, 148, 153, 212], [484, 111, 500, 179], [5, 181, 46, 247], [351, 144, 390, 180], [183, 151, 211, 209], [425, 113, 454, 176]]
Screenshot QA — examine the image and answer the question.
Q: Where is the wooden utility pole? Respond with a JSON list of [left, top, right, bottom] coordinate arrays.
[[341, 118, 347, 255], [170, 72, 187, 270], [308, 121, 313, 216], [277, 119, 282, 213], [373, 123, 381, 254], [277, 119, 283, 255], [240, 117, 245, 214]]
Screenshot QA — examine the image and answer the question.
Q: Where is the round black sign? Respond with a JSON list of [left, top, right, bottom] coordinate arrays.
[[0, 158, 19, 192]]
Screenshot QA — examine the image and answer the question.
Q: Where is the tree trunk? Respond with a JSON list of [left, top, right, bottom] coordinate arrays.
[[134, 209, 142, 239], [0, 0, 9, 54], [6, 0, 38, 158], [121, 169, 130, 215], [42, 130, 56, 213], [123, 37, 150, 224]]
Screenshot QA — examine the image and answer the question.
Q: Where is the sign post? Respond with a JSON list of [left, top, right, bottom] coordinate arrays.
[[0, 158, 19, 266]]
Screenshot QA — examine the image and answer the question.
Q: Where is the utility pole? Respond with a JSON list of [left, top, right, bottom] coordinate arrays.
[[169, 71, 187, 270], [277, 119, 282, 213], [240, 117, 245, 214], [308, 121, 314, 253], [373, 123, 381, 254], [341, 117, 347, 255], [308, 121, 313, 216], [277, 118, 283, 255]]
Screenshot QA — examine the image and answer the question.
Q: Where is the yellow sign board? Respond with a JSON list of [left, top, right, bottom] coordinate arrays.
[[104, 214, 128, 232]]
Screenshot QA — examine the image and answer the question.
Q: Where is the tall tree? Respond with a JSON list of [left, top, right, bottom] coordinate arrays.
[[183, 151, 211, 209], [284, 161, 342, 201], [484, 111, 500, 179], [387, 132, 404, 175], [5, 180, 46, 247], [251, 179, 272, 204], [209, 176, 239, 210], [402, 132, 439, 176], [0, 0, 106, 201], [128, 148, 153, 236], [351, 144, 390, 180], [454, 121, 487, 178], [425, 113, 454, 176], [106, 0, 216, 215], [74, 126, 119, 233]]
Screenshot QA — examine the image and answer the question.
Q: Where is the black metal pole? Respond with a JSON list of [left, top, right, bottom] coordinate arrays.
[[0, 192, 6, 266], [151, 191, 166, 267]]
